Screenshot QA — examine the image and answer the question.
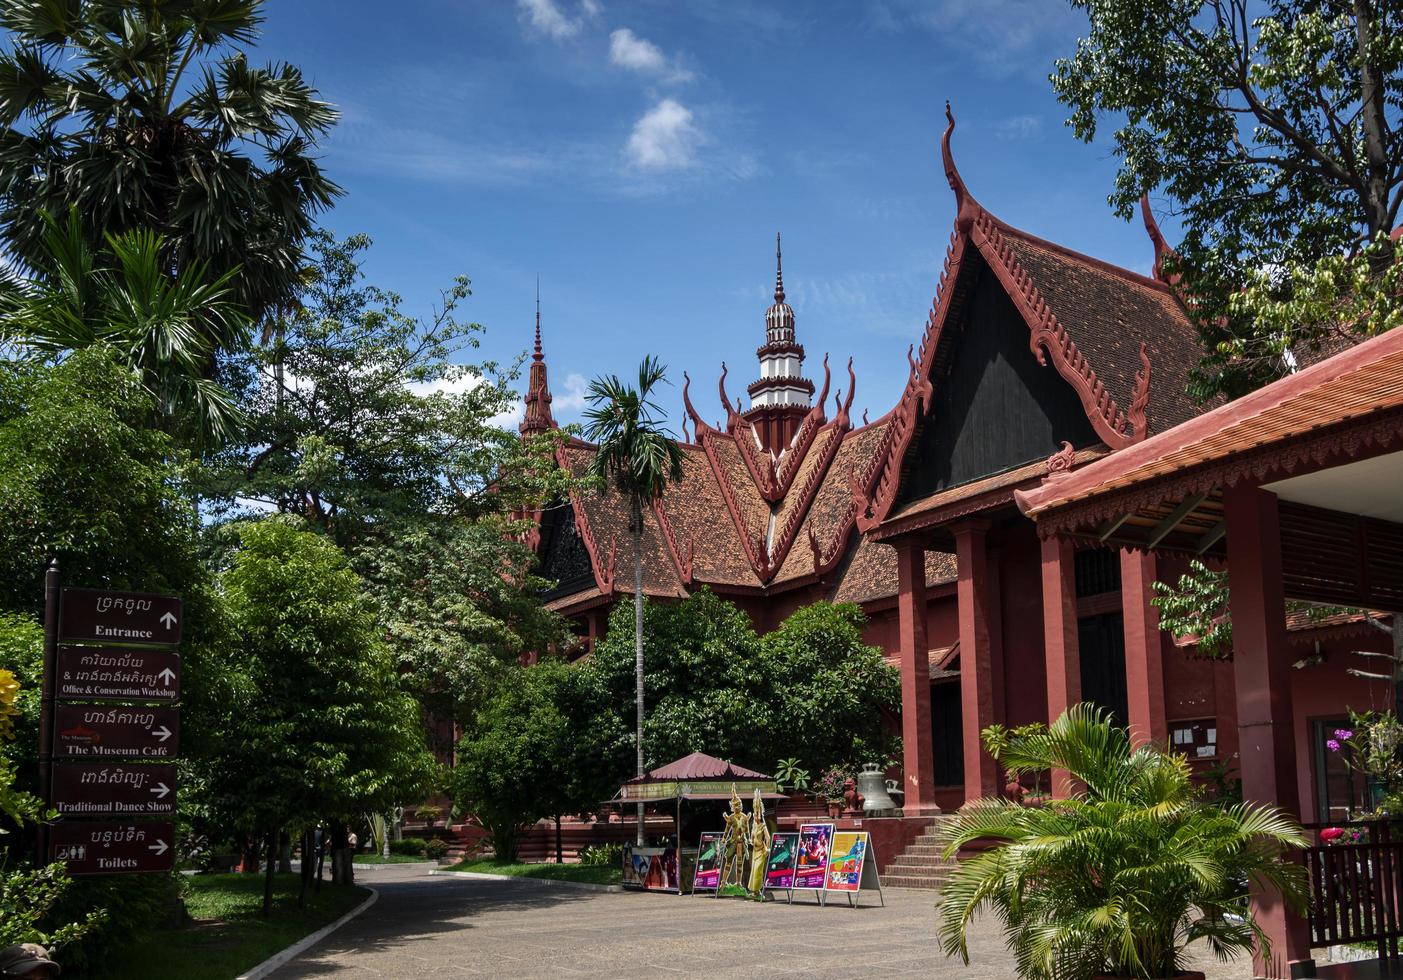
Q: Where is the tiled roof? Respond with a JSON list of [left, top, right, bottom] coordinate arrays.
[[831, 538, 958, 605]]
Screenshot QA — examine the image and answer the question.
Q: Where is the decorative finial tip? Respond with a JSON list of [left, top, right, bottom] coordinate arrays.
[[773, 232, 785, 303]]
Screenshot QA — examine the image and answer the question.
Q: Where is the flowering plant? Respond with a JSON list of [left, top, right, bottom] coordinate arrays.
[[1326, 711, 1403, 815], [816, 767, 850, 804], [1319, 825, 1368, 846]]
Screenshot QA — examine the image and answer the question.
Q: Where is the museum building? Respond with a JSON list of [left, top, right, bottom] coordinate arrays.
[[515, 110, 1400, 961]]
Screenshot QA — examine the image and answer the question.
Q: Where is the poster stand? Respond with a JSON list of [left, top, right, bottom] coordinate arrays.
[[823, 831, 885, 909], [790, 822, 833, 905], [761, 832, 799, 902]]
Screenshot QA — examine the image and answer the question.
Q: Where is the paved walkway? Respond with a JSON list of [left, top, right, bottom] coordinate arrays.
[[272, 865, 1260, 979]]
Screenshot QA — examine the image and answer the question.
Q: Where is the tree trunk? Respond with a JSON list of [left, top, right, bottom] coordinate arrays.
[[298, 827, 312, 909], [1354, 0, 1394, 261], [555, 814, 564, 864], [261, 829, 277, 917], [278, 829, 292, 873], [314, 825, 325, 892], [634, 514, 646, 846], [330, 824, 350, 886]]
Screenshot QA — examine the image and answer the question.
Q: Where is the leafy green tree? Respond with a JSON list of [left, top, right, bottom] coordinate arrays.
[[1, 210, 250, 443], [756, 602, 900, 774], [209, 232, 571, 712], [0, 0, 341, 325], [204, 517, 436, 913], [937, 705, 1308, 980], [1053, 0, 1403, 397], [586, 590, 899, 778], [583, 356, 684, 844], [453, 658, 613, 862]]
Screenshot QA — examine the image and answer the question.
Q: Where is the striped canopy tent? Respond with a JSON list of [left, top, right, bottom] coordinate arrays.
[[615, 752, 781, 803]]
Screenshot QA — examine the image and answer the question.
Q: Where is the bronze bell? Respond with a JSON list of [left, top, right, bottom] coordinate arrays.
[[856, 763, 899, 815]]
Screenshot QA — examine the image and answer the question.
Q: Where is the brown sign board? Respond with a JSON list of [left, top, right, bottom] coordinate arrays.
[[54, 705, 179, 759], [49, 820, 175, 875], [52, 763, 176, 816], [56, 646, 180, 703], [58, 587, 182, 646]]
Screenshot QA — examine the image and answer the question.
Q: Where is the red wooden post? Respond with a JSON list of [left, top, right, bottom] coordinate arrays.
[[1041, 534, 1080, 797], [1120, 548, 1167, 746], [895, 537, 938, 815], [954, 521, 1002, 801], [1224, 484, 1314, 979]]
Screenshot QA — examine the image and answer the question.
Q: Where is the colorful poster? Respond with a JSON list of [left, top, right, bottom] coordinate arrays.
[[622, 845, 683, 892], [794, 823, 833, 890], [826, 831, 869, 892], [764, 832, 799, 890], [692, 831, 723, 890]]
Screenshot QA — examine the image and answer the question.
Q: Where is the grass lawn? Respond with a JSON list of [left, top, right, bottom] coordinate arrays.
[[95, 873, 369, 980], [450, 857, 622, 885], [354, 853, 432, 864]]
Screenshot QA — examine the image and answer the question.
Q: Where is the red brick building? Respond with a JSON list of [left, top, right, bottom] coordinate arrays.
[[520, 110, 1394, 861]]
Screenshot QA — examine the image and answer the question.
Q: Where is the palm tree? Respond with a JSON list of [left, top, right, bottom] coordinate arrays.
[[936, 704, 1308, 980], [583, 356, 684, 844], [1, 210, 250, 444], [0, 0, 341, 330]]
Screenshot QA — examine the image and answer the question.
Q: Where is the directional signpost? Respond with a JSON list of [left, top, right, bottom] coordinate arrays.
[[39, 567, 183, 876], [49, 820, 176, 875], [56, 647, 180, 702], [52, 763, 177, 816]]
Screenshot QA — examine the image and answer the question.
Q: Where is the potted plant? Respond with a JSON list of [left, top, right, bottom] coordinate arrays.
[[936, 704, 1307, 980], [817, 768, 848, 818], [415, 804, 444, 829]]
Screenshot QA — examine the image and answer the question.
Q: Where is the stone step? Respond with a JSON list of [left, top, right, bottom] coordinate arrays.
[[901, 844, 947, 856], [880, 873, 948, 890], [885, 863, 954, 876]]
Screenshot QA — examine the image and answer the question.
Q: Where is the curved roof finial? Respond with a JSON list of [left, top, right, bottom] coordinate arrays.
[[941, 101, 977, 229], [681, 371, 712, 438], [1140, 194, 1176, 284], [774, 232, 785, 304]]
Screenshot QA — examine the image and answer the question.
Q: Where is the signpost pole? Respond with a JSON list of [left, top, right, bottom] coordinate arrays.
[[37, 560, 59, 862]]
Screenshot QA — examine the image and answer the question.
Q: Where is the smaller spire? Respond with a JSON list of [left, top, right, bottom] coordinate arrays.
[[521, 283, 556, 435], [533, 278, 543, 361], [774, 232, 785, 304]]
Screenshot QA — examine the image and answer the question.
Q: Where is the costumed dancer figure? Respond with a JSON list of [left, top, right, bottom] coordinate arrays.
[[746, 788, 772, 898], [719, 784, 750, 889]]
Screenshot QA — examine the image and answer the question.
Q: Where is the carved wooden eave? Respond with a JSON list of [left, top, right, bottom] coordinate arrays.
[[652, 498, 695, 588], [553, 445, 618, 597], [851, 103, 1161, 533]]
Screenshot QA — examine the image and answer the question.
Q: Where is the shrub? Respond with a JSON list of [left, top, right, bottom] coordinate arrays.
[[579, 842, 624, 867], [936, 704, 1308, 980], [389, 837, 428, 857], [424, 839, 450, 861]]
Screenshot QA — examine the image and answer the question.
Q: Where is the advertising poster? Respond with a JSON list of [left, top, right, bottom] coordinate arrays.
[[692, 831, 723, 891], [622, 844, 682, 892], [764, 832, 799, 890], [794, 823, 834, 890], [826, 831, 869, 892]]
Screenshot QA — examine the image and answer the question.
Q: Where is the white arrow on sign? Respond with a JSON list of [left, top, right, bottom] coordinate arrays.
[[157, 667, 176, 686], [150, 783, 171, 799], [152, 726, 172, 742], [148, 839, 169, 856], [160, 612, 177, 630]]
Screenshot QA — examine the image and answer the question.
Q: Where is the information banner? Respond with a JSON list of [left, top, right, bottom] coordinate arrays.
[[793, 823, 834, 891], [622, 844, 684, 892], [49, 820, 175, 876], [825, 831, 870, 892], [692, 831, 723, 891], [763, 832, 799, 890]]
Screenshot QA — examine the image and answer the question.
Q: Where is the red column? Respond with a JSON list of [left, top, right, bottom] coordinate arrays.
[[1041, 534, 1080, 797], [954, 521, 1002, 801], [895, 538, 938, 815], [1120, 549, 1167, 747], [1224, 485, 1313, 979]]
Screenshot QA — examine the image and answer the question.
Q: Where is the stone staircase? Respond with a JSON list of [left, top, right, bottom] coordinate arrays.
[[880, 817, 959, 890]]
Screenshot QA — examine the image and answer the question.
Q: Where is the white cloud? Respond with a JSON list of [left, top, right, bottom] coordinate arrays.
[[609, 28, 693, 82], [554, 372, 588, 413], [994, 114, 1042, 140], [515, 0, 600, 41], [610, 28, 665, 72], [626, 99, 702, 170]]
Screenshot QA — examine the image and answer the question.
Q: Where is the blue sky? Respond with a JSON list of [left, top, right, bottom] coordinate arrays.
[[258, 0, 1170, 430]]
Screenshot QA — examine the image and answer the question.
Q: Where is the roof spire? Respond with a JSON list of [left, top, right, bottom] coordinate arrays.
[[774, 232, 785, 304], [521, 283, 555, 435], [941, 100, 979, 230]]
